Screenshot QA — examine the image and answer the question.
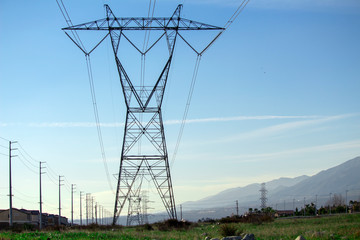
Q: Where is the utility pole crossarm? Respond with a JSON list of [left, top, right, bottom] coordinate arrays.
[[62, 17, 224, 31]]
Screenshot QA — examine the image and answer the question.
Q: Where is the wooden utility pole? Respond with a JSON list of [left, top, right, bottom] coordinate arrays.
[[329, 193, 332, 215], [8, 141, 17, 227], [80, 191, 83, 225], [71, 184, 76, 225], [236, 200, 239, 216], [91, 197, 94, 224], [180, 204, 183, 220], [39, 162, 46, 229], [58, 176, 64, 226], [303, 197, 306, 216], [95, 202, 98, 225]]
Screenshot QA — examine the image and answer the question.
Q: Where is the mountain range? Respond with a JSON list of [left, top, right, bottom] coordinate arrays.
[[178, 156, 360, 221]]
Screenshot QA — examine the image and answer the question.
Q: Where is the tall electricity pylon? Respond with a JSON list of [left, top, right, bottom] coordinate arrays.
[[260, 183, 268, 210], [63, 4, 223, 225]]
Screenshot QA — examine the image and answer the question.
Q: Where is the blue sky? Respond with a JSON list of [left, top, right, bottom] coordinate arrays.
[[1, 0, 360, 220]]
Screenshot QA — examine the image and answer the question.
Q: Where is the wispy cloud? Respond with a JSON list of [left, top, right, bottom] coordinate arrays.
[[28, 122, 124, 128], [0, 115, 322, 128], [228, 139, 360, 163], [164, 115, 319, 125], [179, 139, 360, 163], [218, 114, 355, 143]]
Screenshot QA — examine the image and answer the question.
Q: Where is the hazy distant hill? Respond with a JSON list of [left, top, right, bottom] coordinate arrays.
[[180, 156, 360, 220], [270, 156, 360, 203], [182, 175, 309, 210]]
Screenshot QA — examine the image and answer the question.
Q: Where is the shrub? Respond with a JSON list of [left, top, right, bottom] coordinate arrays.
[[219, 214, 274, 225], [154, 219, 192, 231], [219, 223, 242, 237], [136, 223, 153, 231]]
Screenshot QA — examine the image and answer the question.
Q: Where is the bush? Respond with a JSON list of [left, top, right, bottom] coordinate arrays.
[[219, 223, 243, 237], [219, 214, 274, 225], [136, 223, 153, 231], [219, 215, 242, 223], [154, 219, 192, 231]]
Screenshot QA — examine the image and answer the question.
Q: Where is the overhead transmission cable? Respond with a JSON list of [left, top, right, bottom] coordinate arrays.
[[46, 174, 59, 186], [55, 0, 114, 194], [11, 142, 38, 174], [45, 162, 62, 185], [17, 155, 38, 175], [143, 0, 156, 52], [170, 55, 201, 168], [46, 163, 59, 179], [139, 0, 157, 155], [200, 0, 250, 56], [0, 136, 10, 142], [85, 55, 114, 194], [15, 143, 65, 187], [0, 144, 7, 149], [55, 0, 86, 52], [0, 137, 10, 156], [170, 0, 250, 167], [13, 195, 38, 205], [13, 188, 38, 200], [17, 143, 38, 168]]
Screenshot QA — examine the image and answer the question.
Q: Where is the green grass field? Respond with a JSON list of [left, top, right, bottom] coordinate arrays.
[[1, 213, 359, 240]]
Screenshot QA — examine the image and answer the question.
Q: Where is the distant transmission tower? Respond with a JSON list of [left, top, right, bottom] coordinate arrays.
[[125, 190, 151, 226], [126, 195, 142, 226], [86, 193, 92, 225], [63, 4, 223, 225], [260, 183, 268, 210], [141, 191, 150, 225]]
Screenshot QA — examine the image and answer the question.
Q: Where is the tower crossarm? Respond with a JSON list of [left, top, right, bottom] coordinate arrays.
[[62, 18, 224, 31]]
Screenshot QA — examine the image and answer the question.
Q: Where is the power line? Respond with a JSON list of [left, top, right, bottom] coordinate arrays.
[[46, 173, 59, 186], [17, 143, 39, 166], [13, 195, 37, 205], [46, 163, 59, 179], [200, 0, 250, 56], [64, 176, 72, 186], [17, 150, 38, 168], [13, 188, 38, 200], [85, 55, 114, 194], [223, 0, 250, 30], [171, 55, 202, 168], [170, 0, 250, 167], [55, 0, 86, 52], [57, 1, 114, 193], [0, 136, 10, 142], [143, 0, 157, 52], [17, 155, 38, 174]]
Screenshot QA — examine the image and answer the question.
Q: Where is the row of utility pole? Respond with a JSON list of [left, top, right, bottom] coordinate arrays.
[[5, 140, 112, 228]]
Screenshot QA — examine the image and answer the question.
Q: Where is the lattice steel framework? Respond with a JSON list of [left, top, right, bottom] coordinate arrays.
[[260, 183, 268, 209], [63, 4, 223, 225], [126, 195, 142, 226]]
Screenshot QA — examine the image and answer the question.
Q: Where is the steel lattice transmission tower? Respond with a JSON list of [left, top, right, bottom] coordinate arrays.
[[126, 195, 142, 226], [63, 4, 223, 225], [260, 183, 268, 210]]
